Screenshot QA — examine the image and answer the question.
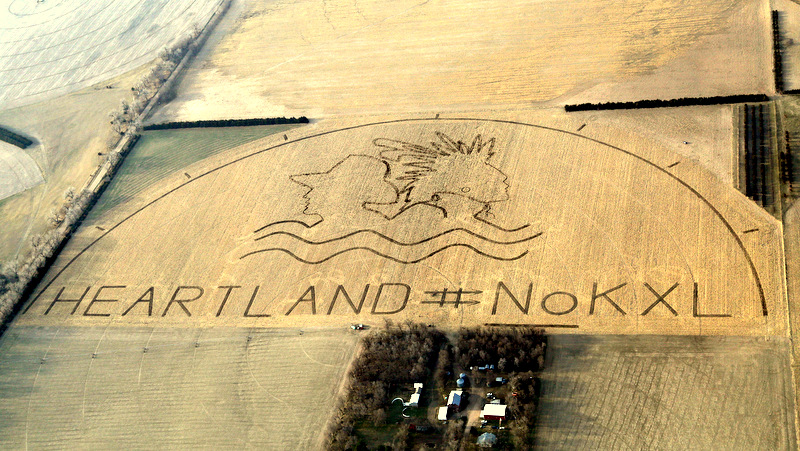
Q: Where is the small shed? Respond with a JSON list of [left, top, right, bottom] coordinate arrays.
[[438, 406, 449, 421], [480, 403, 507, 421], [408, 393, 420, 407]]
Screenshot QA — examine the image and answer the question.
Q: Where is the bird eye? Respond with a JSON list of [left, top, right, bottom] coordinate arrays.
[[461, 187, 471, 193]]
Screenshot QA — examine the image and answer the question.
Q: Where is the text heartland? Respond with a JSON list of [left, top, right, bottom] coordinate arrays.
[[28, 281, 733, 319]]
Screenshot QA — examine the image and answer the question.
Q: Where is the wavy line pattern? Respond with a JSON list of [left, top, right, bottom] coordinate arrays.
[[252, 219, 321, 234], [240, 244, 530, 264], [254, 228, 542, 246]]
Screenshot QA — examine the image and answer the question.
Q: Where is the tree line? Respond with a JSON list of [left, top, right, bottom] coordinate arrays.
[[454, 327, 546, 373], [564, 94, 771, 112], [143, 116, 309, 131], [327, 322, 444, 450], [0, 126, 34, 149], [0, 188, 92, 328], [773, 10, 785, 94]]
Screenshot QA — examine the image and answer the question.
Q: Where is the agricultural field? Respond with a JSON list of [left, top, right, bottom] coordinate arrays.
[[17, 117, 786, 338], [2, 0, 800, 448], [564, 105, 737, 186], [0, 0, 230, 263], [534, 335, 797, 449], [149, 0, 773, 122], [0, 0, 223, 109], [86, 124, 302, 219], [0, 325, 358, 449], [0, 140, 43, 201]]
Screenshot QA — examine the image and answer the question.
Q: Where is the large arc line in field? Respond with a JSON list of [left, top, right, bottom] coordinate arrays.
[[22, 118, 767, 316]]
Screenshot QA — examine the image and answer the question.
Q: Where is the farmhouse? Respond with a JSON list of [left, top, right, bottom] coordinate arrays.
[[394, 382, 423, 407], [408, 382, 423, 407], [480, 404, 507, 421]]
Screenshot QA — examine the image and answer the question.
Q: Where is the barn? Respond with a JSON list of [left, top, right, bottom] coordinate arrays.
[[447, 390, 464, 412], [480, 404, 507, 421]]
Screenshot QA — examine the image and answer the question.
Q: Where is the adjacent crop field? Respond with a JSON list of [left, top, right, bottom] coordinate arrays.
[[0, 325, 357, 449], [0, 0, 223, 108], [534, 335, 797, 449], [87, 124, 301, 219], [0, 141, 43, 201], [149, 0, 773, 121]]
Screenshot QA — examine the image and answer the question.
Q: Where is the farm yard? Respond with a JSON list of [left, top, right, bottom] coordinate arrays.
[[0, 325, 357, 449]]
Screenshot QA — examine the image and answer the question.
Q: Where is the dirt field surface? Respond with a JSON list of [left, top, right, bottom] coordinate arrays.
[[0, 0, 223, 109], [567, 105, 737, 186], [17, 117, 787, 337], [149, 0, 773, 122], [0, 324, 357, 449], [86, 124, 301, 220], [2, 0, 797, 446], [0, 140, 43, 201], [783, 200, 800, 440], [534, 334, 797, 449]]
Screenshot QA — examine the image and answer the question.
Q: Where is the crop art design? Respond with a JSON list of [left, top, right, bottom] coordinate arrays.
[[240, 133, 542, 264]]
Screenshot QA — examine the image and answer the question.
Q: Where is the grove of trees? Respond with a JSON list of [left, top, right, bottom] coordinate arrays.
[[327, 322, 444, 450]]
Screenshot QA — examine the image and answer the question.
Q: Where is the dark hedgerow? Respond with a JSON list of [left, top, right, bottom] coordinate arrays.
[[0, 126, 34, 149], [772, 10, 784, 94], [564, 94, 771, 112], [142, 116, 310, 131]]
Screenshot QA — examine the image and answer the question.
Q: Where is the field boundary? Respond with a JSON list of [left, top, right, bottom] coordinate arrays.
[[773, 10, 785, 94], [143, 116, 309, 131], [0, 126, 34, 149], [86, 0, 233, 194], [737, 103, 783, 217], [565, 94, 771, 112]]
